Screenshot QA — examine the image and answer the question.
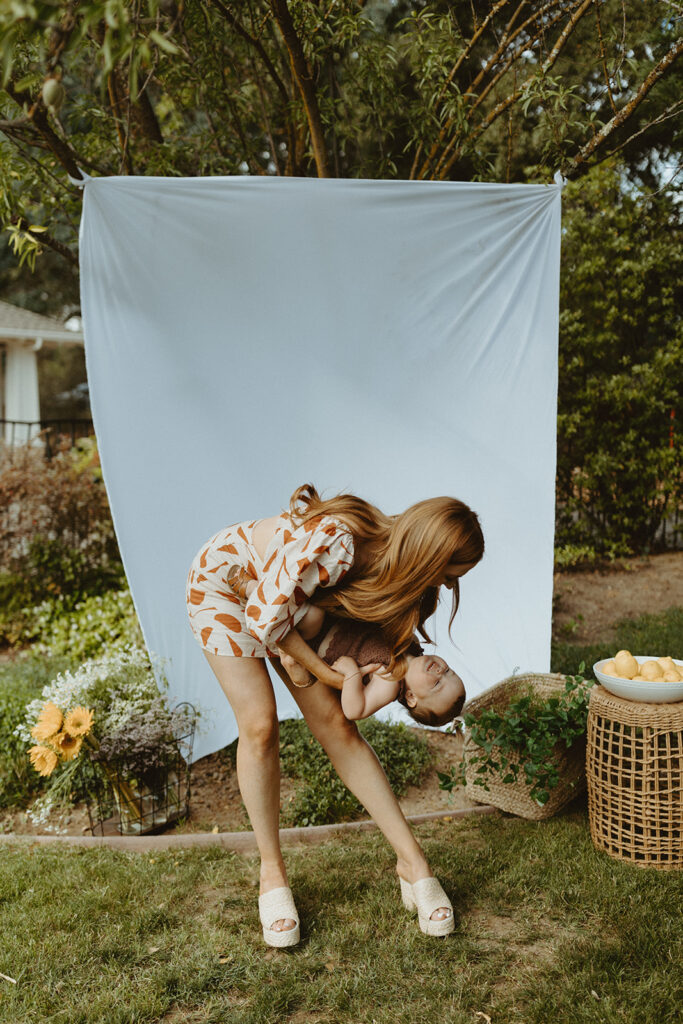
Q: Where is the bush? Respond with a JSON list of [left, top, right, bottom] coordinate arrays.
[[28, 589, 143, 659], [557, 164, 682, 556], [276, 717, 432, 827], [0, 438, 123, 620]]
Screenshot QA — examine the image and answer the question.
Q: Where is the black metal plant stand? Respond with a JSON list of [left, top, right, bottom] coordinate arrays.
[[87, 702, 196, 836]]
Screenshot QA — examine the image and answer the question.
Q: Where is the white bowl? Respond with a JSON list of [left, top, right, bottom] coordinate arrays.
[[593, 656, 683, 703]]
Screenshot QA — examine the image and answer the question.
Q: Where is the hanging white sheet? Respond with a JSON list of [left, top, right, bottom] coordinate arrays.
[[78, 175, 562, 762]]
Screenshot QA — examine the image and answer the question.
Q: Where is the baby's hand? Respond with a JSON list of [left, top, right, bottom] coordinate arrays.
[[332, 656, 362, 678], [333, 658, 383, 681], [227, 566, 256, 601]]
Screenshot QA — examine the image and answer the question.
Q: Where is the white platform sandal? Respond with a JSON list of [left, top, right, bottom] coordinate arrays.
[[258, 886, 300, 948], [399, 876, 455, 937]]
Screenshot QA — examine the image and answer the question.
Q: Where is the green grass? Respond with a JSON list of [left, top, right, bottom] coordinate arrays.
[[551, 606, 683, 676], [1, 809, 682, 1023], [1, 607, 682, 1020]]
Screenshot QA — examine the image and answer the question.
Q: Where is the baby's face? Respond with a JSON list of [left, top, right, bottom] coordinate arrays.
[[405, 655, 465, 719]]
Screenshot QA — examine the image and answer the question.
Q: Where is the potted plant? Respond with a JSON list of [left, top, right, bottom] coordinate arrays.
[[16, 645, 199, 835], [438, 668, 593, 820]]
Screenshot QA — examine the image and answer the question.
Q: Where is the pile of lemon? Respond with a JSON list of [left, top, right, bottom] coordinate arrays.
[[602, 650, 682, 682]]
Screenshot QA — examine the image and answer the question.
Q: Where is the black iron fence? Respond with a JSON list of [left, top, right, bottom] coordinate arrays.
[[0, 419, 95, 458]]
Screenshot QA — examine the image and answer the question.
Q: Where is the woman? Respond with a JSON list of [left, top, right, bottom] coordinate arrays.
[[186, 484, 484, 945]]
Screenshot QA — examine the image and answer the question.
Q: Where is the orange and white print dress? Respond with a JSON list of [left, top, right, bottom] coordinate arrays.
[[186, 514, 355, 658]]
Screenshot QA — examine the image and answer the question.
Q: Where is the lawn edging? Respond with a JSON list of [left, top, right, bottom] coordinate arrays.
[[0, 805, 496, 853]]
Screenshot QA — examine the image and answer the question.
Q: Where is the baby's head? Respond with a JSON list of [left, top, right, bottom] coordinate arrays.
[[398, 654, 465, 727]]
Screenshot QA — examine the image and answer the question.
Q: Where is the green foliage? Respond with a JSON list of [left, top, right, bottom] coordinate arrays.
[[0, 654, 73, 810], [441, 670, 592, 806], [557, 163, 682, 556], [0, 0, 679, 278], [276, 716, 432, 826], [0, 439, 123, 645], [23, 587, 143, 658], [553, 542, 625, 571]]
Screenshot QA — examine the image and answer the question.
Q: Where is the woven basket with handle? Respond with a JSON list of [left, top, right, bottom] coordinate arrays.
[[463, 673, 588, 821]]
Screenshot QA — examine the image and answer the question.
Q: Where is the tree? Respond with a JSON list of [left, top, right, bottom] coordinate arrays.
[[0, 1, 680, 269], [557, 162, 682, 556]]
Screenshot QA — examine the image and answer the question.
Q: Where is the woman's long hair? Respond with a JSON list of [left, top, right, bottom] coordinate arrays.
[[288, 483, 484, 673]]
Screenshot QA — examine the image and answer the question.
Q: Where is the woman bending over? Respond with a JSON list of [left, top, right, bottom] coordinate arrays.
[[186, 483, 483, 945]]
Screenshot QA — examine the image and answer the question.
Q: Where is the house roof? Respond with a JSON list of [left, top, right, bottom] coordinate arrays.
[[0, 299, 84, 344]]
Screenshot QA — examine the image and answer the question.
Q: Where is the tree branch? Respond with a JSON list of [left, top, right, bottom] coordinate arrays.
[[409, 0, 515, 179], [414, 0, 567, 180], [3, 81, 88, 181], [433, 0, 595, 180], [270, 0, 329, 177], [208, 0, 291, 109], [14, 217, 78, 266], [564, 35, 683, 178], [603, 98, 683, 160]]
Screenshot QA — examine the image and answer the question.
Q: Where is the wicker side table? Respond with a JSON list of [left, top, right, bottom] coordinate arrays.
[[586, 686, 683, 870]]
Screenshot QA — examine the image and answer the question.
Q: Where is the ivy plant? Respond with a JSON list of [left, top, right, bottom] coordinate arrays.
[[438, 667, 593, 806]]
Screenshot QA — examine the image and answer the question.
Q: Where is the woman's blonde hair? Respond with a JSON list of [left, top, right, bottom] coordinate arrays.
[[288, 484, 484, 673]]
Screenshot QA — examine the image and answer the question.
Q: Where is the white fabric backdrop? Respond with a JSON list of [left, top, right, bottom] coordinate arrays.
[[78, 175, 562, 762]]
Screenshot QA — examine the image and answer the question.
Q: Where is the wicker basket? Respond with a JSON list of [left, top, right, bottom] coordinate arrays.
[[462, 673, 587, 821], [586, 686, 683, 870]]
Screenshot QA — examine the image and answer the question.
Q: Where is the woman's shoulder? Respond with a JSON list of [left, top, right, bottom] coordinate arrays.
[[283, 511, 354, 542]]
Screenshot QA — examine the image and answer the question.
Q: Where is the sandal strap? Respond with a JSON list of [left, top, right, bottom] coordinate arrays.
[[258, 886, 299, 929], [411, 877, 453, 918]]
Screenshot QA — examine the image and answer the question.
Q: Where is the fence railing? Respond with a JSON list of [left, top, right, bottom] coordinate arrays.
[[1, 419, 95, 458]]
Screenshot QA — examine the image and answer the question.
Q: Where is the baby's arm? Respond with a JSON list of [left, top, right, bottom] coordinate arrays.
[[334, 656, 400, 720]]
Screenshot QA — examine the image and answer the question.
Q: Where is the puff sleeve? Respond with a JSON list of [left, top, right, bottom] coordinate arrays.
[[244, 516, 355, 649]]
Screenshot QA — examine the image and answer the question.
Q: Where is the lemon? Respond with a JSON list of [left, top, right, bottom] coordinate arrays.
[[641, 660, 663, 681], [614, 651, 638, 679]]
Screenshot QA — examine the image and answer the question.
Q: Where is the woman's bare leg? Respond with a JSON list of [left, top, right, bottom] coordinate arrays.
[[270, 659, 451, 921], [204, 651, 295, 932]]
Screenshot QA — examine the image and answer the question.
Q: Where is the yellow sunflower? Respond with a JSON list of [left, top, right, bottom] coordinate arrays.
[[29, 745, 59, 777], [54, 731, 83, 761], [63, 706, 94, 738], [31, 701, 64, 742]]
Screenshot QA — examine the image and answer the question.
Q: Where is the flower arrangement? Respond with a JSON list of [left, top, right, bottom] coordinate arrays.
[[16, 645, 199, 832]]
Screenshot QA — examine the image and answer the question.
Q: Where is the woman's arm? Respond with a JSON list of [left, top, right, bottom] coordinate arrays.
[[230, 568, 345, 689], [277, 631, 345, 689], [333, 656, 399, 720]]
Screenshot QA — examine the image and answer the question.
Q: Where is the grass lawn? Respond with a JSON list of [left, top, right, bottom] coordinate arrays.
[[1, 604, 681, 1022], [1, 807, 682, 1024]]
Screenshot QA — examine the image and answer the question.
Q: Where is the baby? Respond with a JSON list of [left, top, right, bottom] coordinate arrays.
[[232, 570, 465, 727]]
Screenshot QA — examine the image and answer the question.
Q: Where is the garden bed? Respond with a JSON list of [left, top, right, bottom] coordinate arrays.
[[0, 726, 478, 837]]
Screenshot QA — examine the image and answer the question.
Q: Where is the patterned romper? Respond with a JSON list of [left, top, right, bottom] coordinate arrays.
[[186, 513, 355, 657]]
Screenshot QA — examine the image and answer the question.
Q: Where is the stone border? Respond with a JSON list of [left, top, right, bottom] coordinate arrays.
[[0, 805, 496, 853]]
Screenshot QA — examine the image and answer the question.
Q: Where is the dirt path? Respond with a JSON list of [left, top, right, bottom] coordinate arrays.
[[552, 552, 683, 644]]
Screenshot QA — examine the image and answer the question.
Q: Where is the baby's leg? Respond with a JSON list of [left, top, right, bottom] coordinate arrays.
[[277, 607, 325, 688]]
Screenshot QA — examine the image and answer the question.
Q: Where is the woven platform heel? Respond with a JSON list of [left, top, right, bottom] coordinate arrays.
[[258, 887, 300, 948], [398, 876, 454, 937]]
